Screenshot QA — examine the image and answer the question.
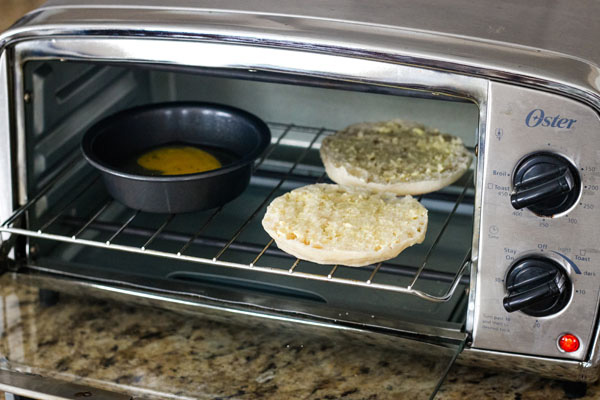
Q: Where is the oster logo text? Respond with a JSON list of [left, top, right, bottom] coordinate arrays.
[[525, 109, 577, 129]]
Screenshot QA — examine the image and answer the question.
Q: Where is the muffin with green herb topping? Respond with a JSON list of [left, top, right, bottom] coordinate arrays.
[[320, 120, 472, 195]]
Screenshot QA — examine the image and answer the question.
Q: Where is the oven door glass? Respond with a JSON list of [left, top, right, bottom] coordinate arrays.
[[0, 272, 467, 400], [0, 57, 478, 399]]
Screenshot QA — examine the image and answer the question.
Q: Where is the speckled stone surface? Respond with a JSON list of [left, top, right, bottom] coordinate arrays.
[[0, 273, 598, 400]]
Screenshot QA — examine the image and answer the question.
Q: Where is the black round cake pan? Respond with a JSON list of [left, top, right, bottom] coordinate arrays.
[[81, 102, 271, 213]]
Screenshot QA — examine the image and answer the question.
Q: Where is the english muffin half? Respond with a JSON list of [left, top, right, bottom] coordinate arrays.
[[261, 184, 427, 267], [320, 120, 472, 195]]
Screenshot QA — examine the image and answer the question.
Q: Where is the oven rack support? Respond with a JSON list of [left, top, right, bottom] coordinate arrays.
[[0, 122, 472, 303]]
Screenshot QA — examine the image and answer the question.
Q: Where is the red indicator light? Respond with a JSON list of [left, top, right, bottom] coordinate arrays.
[[559, 334, 580, 353]]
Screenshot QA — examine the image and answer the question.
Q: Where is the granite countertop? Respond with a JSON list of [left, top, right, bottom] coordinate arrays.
[[0, 273, 598, 400]]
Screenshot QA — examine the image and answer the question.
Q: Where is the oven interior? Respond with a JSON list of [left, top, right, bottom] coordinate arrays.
[[3, 60, 479, 335]]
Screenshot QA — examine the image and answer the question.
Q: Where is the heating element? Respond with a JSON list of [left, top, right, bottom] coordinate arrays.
[[1, 122, 473, 304]]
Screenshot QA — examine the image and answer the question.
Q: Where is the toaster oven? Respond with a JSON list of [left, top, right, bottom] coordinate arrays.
[[1, 0, 600, 395]]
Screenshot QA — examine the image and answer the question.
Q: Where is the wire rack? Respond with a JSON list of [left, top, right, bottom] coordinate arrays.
[[1, 122, 473, 302]]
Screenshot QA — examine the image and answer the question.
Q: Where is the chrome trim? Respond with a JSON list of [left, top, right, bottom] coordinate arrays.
[[584, 300, 600, 380], [31, 0, 600, 73], [458, 347, 593, 382], [10, 45, 27, 209], [466, 80, 490, 335], [0, 369, 132, 400], [0, 51, 14, 238], [13, 38, 487, 102], [1, 8, 599, 111]]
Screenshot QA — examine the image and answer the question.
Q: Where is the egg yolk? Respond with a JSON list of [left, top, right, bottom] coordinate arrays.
[[137, 145, 222, 175]]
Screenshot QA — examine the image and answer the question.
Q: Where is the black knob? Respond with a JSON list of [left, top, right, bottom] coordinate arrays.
[[511, 153, 580, 217], [503, 257, 571, 316]]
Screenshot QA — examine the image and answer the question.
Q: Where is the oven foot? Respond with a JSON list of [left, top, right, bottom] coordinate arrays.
[[38, 288, 60, 307], [560, 381, 587, 399]]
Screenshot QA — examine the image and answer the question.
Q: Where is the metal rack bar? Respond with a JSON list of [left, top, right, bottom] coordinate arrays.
[[179, 124, 295, 257], [56, 216, 469, 285], [253, 124, 294, 171], [106, 210, 139, 245], [72, 199, 113, 239], [213, 127, 326, 260], [2, 154, 83, 228], [408, 171, 473, 289], [250, 165, 329, 268], [141, 214, 174, 251], [177, 207, 223, 256], [367, 263, 382, 284], [3, 224, 467, 300], [315, 171, 328, 183], [429, 249, 472, 302], [0, 122, 474, 302], [251, 238, 274, 266], [267, 122, 336, 135], [327, 265, 339, 279], [288, 259, 301, 273], [37, 176, 100, 233]]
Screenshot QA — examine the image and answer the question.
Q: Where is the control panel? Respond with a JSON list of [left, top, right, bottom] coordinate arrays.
[[472, 82, 600, 360]]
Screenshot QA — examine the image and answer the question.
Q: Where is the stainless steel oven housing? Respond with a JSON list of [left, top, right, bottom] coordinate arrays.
[[1, 0, 600, 387]]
